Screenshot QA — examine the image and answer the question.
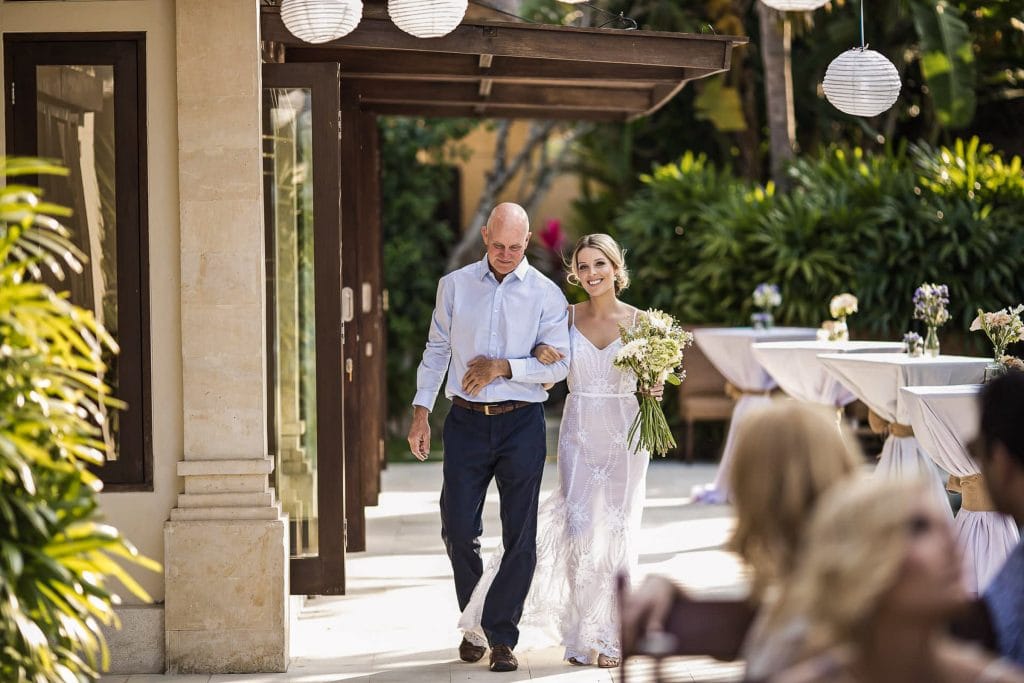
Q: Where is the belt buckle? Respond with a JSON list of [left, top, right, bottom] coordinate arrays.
[[483, 404, 496, 416]]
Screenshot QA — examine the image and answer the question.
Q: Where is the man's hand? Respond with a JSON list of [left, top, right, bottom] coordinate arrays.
[[621, 575, 681, 656], [532, 344, 565, 365], [407, 406, 431, 461], [462, 356, 511, 396]]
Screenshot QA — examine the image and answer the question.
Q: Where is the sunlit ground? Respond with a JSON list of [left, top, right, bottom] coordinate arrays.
[[102, 460, 746, 683]]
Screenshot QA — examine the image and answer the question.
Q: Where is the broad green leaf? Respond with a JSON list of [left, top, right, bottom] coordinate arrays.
[[911, 0, 977, 128]]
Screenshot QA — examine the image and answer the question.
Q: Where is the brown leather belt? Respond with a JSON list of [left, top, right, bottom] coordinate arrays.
[[452, 397, 533, 416]]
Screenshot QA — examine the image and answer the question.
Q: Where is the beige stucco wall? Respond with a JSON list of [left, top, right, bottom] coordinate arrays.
[[0, 0, 181, 603], [456, 121, 581, 235]]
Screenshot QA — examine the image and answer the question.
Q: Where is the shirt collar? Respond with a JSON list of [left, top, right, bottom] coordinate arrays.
[[478, 254, 532, 283]]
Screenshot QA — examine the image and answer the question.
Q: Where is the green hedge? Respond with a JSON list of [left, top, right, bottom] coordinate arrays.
[[612, 138, 1024, 346]]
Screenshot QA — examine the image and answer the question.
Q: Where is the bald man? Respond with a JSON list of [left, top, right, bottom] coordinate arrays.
[[409, 203, 570, 672]]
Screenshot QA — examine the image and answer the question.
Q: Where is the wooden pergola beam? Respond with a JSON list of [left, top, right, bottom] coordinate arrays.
[[354, 80, 652, 111], [262, 14, 744, 71], [365, 102, 630, 121], [286, 47, 715, 86]]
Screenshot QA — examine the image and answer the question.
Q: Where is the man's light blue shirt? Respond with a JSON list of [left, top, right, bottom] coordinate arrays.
[[413, 255, 571, 412]]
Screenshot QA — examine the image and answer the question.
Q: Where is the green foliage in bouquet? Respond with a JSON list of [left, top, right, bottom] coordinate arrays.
[[611, 139, 1024, 347], [0, 158, 159, 682]]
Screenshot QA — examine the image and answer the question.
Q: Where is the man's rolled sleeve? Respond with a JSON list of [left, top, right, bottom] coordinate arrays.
[[508, 286, 571, 384], [413, 277, 454, 412]]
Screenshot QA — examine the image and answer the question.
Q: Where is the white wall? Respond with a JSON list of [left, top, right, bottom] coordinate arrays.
[[0, 0, 181, 603]]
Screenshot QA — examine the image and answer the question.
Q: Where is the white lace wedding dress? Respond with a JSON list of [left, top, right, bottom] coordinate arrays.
[[459, 314, 650, 663]]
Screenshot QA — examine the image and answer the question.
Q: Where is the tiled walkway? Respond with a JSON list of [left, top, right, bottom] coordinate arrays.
[[102, 461, 747, 682]]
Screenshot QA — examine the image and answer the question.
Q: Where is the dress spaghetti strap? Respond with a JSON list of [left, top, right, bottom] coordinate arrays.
[[569, 304, 575, 329]]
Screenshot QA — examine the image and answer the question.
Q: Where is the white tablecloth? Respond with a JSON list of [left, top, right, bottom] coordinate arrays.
[[691, 327, 819, 503], [902, 385, 1020, 593], [818, 353, 989, 516], [752, 340, 904, 406]]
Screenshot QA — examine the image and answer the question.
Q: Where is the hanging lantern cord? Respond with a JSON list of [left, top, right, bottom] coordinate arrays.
[[859, 0, 866, 49]]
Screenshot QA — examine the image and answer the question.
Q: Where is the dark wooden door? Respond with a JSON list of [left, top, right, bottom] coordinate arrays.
[[262, 62, 346, 595]]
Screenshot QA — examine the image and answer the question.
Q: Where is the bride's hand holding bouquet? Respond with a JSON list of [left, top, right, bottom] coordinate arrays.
[[613, 310, 693, 456]]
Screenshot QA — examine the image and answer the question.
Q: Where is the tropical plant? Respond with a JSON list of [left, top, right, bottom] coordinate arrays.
[[379, 118, 475, 433], [611, 139, 1024, 349], [0, 157, 159, 682]]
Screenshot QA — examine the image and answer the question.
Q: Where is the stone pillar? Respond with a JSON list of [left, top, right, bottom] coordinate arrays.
[[165, 0, 289, 673]]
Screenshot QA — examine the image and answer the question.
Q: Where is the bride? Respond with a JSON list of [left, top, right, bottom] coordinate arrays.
[[459, 233, 661, 668]]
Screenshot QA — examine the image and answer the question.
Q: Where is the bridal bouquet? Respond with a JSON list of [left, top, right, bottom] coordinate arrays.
[[613, 309, 693, 456]]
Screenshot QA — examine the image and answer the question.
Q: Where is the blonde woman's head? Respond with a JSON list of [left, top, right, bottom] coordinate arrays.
[[777, 476, 964, 656], [567, 233, 629, 295], [728, 401, 863, 597]]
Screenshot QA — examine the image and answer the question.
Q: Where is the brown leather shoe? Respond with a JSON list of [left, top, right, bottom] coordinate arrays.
[[459, 637, 486, 663], [489, 644, 518, 672]]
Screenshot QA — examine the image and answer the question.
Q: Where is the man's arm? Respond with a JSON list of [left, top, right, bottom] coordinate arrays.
[[507, 287, 571, 385], [408, 278, 454, 460], [412, 277, 454, 412]]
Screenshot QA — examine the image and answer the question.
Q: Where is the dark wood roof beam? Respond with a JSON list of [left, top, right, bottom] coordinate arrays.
[[355, 80, 649, 110], [365, 102, 629, 121], [264, 15, 742, 71]]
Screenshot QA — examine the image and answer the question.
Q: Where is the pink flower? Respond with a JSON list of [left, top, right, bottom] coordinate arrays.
[[539, 218, 565, 252]]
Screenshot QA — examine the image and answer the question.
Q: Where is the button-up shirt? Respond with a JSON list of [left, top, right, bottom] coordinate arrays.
[[985, 537, 1024, 666], [413, 255, 570, 412]]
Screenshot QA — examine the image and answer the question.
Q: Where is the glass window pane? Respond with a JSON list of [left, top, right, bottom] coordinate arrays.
[[36, 64, 120, 454], [266, 87, 319, 558]]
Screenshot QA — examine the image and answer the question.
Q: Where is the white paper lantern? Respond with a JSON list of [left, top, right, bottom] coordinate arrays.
[[822, 47, 902, 117], [281, 0, 362, 44], [388, 0, 468, 38], [759, 0, 828, 10]]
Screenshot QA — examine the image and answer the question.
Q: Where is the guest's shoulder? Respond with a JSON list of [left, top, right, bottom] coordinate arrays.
[[938, 639, 1024, 683]]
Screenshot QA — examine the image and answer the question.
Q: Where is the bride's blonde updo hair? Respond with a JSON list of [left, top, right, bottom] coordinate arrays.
[[566, 233, 630, 294]]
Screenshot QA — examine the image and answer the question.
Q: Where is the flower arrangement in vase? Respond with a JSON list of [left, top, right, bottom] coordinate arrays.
[[817, 293, 858, 342], [903, 331, 923, 357], [751, 283, 781, 329], [912, 283, 951, 357], [970, 304, 1024, 381]]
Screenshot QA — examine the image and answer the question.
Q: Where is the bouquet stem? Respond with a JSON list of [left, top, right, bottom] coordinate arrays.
[[628, 393, 676, 457]]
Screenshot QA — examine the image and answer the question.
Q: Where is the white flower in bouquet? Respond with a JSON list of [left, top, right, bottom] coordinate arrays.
[[829, 293, 859, 319], [613, 309, 693, 456]]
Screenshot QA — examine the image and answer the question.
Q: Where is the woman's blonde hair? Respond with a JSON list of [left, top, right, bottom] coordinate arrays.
[[728, 401, 863, 598], [566, 233, 630, 293], [769, 476, 935, 657]]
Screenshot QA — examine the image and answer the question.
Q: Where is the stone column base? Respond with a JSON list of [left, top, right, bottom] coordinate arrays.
[[164, 516, 289, 673]]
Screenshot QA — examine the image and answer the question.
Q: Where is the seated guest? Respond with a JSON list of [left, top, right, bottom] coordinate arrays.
[[971, 370, 1024, 666], [769, 476, 1024, 683], [621, 402, 862, 673]]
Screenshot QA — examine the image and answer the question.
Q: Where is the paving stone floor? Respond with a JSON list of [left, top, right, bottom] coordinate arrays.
[[102, 460, 747, 683]]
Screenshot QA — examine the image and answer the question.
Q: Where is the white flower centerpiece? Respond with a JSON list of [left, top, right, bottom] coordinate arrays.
[[970, 304, 1024, 381], [613, 309, 693, 456], [751, 283, 781, 329], [817, 292, 858, 342]]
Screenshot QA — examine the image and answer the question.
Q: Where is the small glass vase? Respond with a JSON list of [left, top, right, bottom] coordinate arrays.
[[751, 311, 774, 330], [924, 326, 940, 357], [985, 346, 1008, 383], [835, 315, 850, 342]]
